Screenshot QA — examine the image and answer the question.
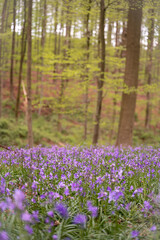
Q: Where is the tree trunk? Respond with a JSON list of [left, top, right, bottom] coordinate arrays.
[[15, 0, 27, 120], [10, 0, 16, 100], [116, 0, 142, 147], [0, 0, 8, 118], [84, 0, 92, 140], [145, 5, 154, 129], [92, 0, 105, 145], [53, 0, 58, 82], [38, 0, 47, 115], [57, 0, 72, 132], [58, 5, 64, 56], [107, 20, 113, 47], [27, 0, 33, 148], [109, 21, 120, 142]]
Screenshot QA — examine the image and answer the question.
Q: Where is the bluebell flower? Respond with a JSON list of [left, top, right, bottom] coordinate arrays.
[[55, 202, 69, 219], [73, 214, 87, 228], [150, 225, 156, 231], [87, 201, 98, 217], [0, 231, 9, 240], [131, 230, 139, 238]]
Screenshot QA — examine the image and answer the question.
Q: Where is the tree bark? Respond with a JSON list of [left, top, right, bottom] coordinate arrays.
[[57, 0, 72, 132], [92, 0, 105, 145], [27, 0, 33, 148], [10, 0, 16, 100], [0, 0, 8, 118], [53, 0, 58, 82], [15, 0, 27, 121], [38, 0, 47, 115], [84, 0, 92, 140], [116, 0, 142, 147], [109, 21, 120, 142], [145, 5, 154, 129]]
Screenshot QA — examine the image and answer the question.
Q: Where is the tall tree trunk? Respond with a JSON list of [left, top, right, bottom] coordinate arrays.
[[116, 0, 142, 147], [10, 0, 16, 100], [27, 0, 33, 148], [92, 0, 105, 144], [109, 21, 120, 142], [84, 0, 92, 140], [58, 5, 64, 56], [15, 0, 27, 120], [145, 5, 154, 129], [107, 20, 113, 47], [35, 0, 41, 98], [57, 0, 72, 132], [53, 0, 58, 82], [0, 0, 8, 118], [38, 0, 47, 115]]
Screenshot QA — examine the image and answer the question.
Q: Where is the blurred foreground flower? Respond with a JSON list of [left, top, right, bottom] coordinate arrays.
[[150, 225, 156, 231], [21, 211, 32, 222], [25, 224, 33, 235], [47, 210, 54, 218], [0, 231, 9, 240], [52, 235, 58, 239], [55, 202, 69, 219], [87, 201, 98, 217], [131, 230, 139, 238], [73, 214, 87, 228], [13, 189, 25, 210]]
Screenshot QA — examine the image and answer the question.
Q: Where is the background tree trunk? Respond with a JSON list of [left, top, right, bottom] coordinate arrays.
[[15, 0, 27, 121], [145, 5, 154, 129], [38, 0, 47, 115], [92, 0, 105, 144], [0, 0, 8, 118], [116, 0, 142, 147], [84, 0, 92, 140], [10, 0, 16, 100], [53, 0, 58, 82], [27, 0, 33, 148], [57, 0, 72, 132]]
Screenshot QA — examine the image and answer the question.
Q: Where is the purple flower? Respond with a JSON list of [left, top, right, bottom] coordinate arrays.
[[144, 201, 152, 210], [13, 189, 25, 210], [130, 186, 134, 191], [87, 201, 98, 217], [25, 224, 33, 234], [32, 211, 39, 221], [131, 230, 139, 238], [0, 201, 7, 211], [150, 225, 156, 231], [52, 235, 58, 240], [6, 197, 14, 210], [108, 190, 124, 202], [125, 203, 131, 211], [45, 217, 50, 223], [64, 188, 70, 196], [0, 231, 9, 240], [73, 214, 87, 228], [21, 211, 32, 222], [55, 202, 69, 219], [47, 211, 54, 218]]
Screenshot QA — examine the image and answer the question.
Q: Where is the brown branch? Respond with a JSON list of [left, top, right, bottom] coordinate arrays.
[[0, 144, 11, 151]]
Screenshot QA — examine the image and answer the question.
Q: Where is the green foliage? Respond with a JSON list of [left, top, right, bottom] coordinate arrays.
[[133, 128, 160, 146]]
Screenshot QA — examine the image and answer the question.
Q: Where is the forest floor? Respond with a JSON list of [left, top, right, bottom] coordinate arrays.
[[1, 72, 160, 148]]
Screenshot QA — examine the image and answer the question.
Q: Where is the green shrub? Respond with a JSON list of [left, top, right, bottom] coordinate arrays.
[[0, 118, 10, 129], [18, 126, 28, 138]]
